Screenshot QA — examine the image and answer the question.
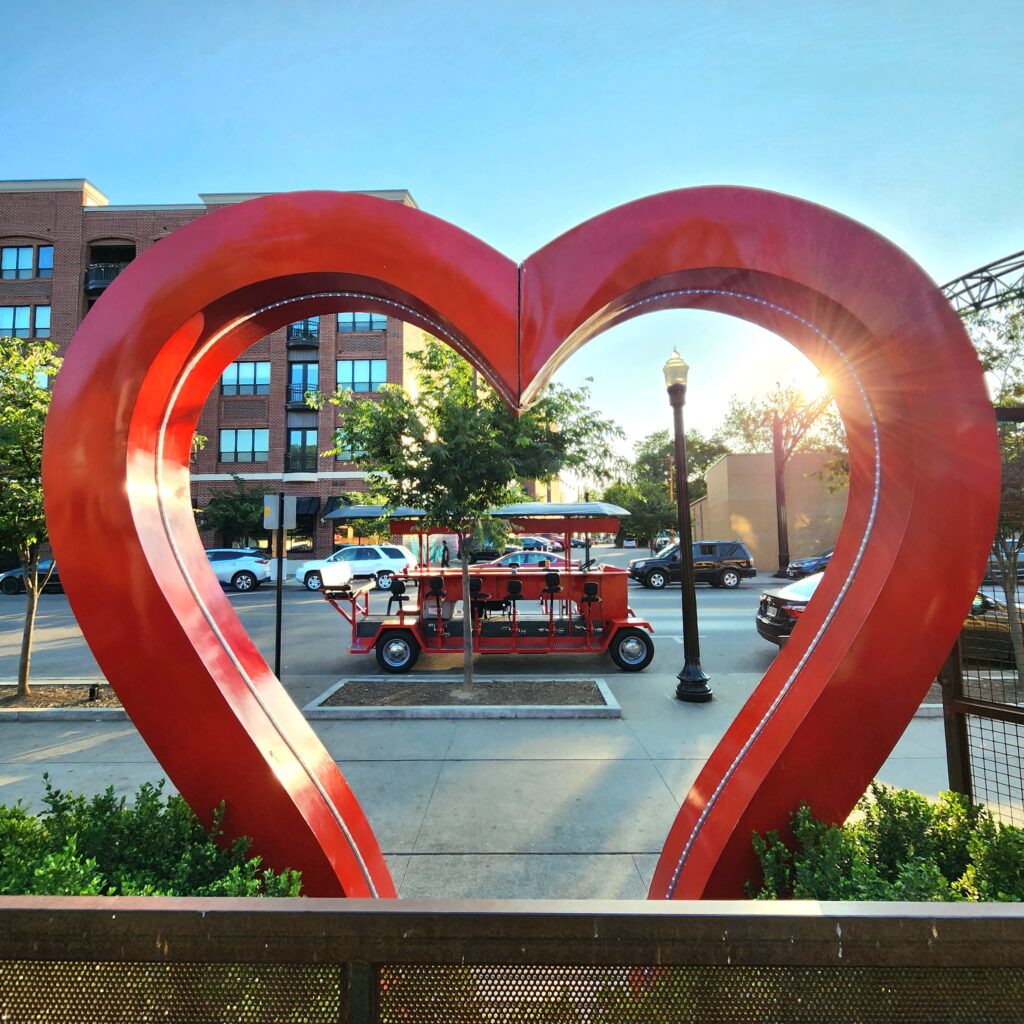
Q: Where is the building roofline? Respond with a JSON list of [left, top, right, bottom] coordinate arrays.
[[0, 179, 109, 206], [198, 189, 418, 208], [0, 180, 417, 211], [86, 204, 205, 213]]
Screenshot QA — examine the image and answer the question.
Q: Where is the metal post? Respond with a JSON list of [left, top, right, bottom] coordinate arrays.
[[938, 640, 972, 797], [772, 412, 790, 574], [274, 491, 285, 679], [668, 383, 712, 702]]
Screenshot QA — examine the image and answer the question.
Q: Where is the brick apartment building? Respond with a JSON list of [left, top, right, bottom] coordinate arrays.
[[0, 178, 424, 559]]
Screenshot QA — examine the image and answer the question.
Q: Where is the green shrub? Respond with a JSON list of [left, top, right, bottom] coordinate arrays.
[[748, 783, 1024, 901], [0, 776, 302, 897]]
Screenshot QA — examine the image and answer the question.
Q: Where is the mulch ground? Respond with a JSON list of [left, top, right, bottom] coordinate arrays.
[[0, 685, 122, 709], [323, 678, 605, 707]]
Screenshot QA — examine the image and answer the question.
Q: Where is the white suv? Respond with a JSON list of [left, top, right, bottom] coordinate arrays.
[[205, 549, 271, 592], [295, 544, 418, 591]]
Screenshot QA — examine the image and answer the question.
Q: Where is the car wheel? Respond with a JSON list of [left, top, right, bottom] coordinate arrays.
[[609, 627, 654, 672], [375, 571, 394, 591], [720, 569, 741, 589], [231, 571, 257, 592], [304, 572, 323, 591], [375, 630, 420, 673], [646, 570, 668, 590], [0, 577, 21, 596]]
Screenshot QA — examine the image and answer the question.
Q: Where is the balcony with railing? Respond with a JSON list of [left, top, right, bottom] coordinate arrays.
[[84, 262, 129, 292], [286, 319, 320, 347], [285, 449, 318, 473], [286, 384, 315, 407]]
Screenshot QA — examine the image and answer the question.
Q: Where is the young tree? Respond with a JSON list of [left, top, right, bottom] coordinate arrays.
[[198, 475, 267, 548], [0, 338, 62, 696], [320, 337, 624, 689], [632, 428, 729, 502], [720, 382, 846, 569]]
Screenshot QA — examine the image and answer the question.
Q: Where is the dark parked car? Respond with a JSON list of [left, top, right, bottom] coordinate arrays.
[[628, 540, 757, 590], [0, 559, 62, 595], [786, 549, 833, 579], [757, 573, 1020, 667], [755, 572, 820, 644]]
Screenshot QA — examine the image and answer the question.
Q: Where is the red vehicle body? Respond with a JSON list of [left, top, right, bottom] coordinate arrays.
[[320, 504, 654, 673]]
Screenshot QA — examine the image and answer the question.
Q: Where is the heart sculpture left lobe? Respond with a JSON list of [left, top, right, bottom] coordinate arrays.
[[43, 187, 1000, 899], [43, 193, 519, 897]]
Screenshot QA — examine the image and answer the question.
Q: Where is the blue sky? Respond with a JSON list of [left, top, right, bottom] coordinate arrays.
[[6, 1, 1022, 447]]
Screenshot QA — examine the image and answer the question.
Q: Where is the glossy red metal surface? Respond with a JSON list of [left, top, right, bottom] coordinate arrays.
[[43, 187, 1000, 900], [521, 188, 1000, 897]]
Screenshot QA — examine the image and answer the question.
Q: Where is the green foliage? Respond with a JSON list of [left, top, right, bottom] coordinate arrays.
[[320, 337, 624, 533], [748, 784, 1023, 901], [198, 474, 268, 548], [632, 428, 728, 502], [0, 337, 61, 558], [0, 777, 302, 897]]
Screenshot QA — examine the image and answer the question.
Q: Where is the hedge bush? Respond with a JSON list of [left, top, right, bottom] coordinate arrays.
[[0, 776, 302, 896], [749, 783, 1024, 901]]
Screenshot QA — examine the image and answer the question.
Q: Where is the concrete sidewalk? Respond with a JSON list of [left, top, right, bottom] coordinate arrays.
[[0, 668, 948, 899]]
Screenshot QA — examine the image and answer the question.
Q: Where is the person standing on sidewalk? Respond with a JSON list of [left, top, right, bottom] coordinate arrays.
[[441, 540, 450, 568]]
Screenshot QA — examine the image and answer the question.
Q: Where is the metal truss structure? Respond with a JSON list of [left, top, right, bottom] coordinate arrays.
[[942, 250, 1024, 315]]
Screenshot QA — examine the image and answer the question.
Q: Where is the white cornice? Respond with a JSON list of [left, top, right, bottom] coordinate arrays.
[[0, 179, 109, 206]]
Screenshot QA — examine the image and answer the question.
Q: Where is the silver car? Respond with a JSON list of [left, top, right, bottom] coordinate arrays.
[[205, 548, 271, 592]]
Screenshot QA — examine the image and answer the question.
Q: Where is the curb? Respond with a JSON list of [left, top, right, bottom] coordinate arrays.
[[303, 675, 622, 720]]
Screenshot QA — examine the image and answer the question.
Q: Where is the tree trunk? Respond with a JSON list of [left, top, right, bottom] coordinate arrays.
[[460, 536, 474, 691], [17, 553, 41, 698]]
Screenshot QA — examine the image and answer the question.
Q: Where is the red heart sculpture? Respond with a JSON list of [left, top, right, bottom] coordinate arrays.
[[42, 188, 999, 899]]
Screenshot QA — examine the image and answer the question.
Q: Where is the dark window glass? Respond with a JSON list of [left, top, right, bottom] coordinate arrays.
[[382, 547, 405, 559], [286, 428, 318, 471], [354, 548, 377, 561], [337, 312, 387, 332], [37, 246, 53, 278], [286, 514, 315, 553], [33, 305, 50, 337], [0, 306, 31, 337]]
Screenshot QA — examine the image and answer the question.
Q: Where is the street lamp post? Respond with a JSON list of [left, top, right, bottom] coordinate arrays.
[[663, 350, 713, 702]]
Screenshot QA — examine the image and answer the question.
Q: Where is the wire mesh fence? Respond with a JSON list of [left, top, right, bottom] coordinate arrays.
[[3, 900, 1024, 1024], [941, 408, 1024, 823]]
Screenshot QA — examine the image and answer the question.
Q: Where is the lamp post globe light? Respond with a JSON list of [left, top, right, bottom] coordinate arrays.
[[663, 350, 713, 702]]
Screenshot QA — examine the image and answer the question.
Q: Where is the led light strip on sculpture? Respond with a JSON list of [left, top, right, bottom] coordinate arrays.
[[606, 288, 882, 899], [155, 291, 462, 898]]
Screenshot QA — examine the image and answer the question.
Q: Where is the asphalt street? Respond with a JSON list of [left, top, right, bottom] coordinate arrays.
[[0, 546, 780, 700]]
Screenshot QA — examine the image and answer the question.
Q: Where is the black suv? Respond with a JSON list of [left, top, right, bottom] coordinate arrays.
[[628, 540, 756, 589]]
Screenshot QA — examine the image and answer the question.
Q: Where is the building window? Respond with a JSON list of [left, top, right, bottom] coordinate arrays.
[[0, 245, 51, 280], [287, 362, 319, 404], [286, 428, 318, 472], [337, 312, 387, 332], [337, 359, 386, 393], [0, 306, 31, 338], [33, 305, 50, 337], [335, 441, 366, 462], [219, 428, 269, 463], [221, 361, 270, 396], [287, 317, 319, 342], [1, 246, 33, 280]]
